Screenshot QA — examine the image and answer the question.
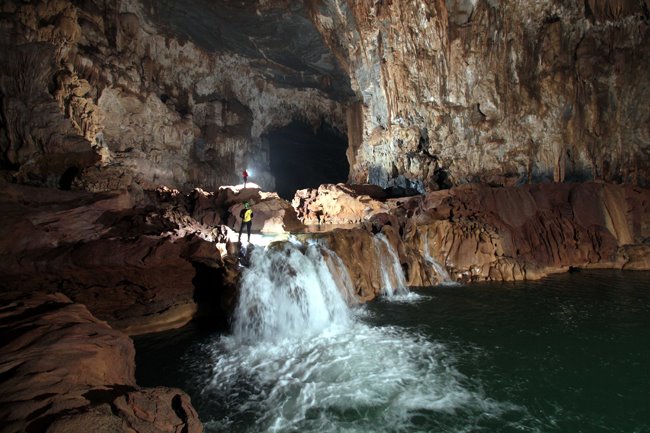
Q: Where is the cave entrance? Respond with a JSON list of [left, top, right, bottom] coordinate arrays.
[[265, 120, 349, 200]]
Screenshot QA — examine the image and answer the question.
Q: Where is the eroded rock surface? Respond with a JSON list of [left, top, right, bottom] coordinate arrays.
[[293, 183, 393, 225], [0, 292, 202, 433], [311, 0, 650, 190], [2, 1, 647, 197], [296, 182, 650, 284], [0, 180, 305, 333], [0, 0, 347, 192], [0, 183, 212, 334], [307, 225, 441, 301]]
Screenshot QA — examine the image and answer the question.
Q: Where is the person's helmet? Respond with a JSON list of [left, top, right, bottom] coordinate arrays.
[[244, 202, 250, 208]]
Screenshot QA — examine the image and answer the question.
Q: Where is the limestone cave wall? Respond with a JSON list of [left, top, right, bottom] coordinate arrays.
[[309, 0, 650, 191], [1, 0, 648, 195], [0, 0, 347, 192]]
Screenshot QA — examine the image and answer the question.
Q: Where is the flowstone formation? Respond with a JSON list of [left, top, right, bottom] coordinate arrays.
[[296, 182, 650, 284], [0, 293, 202, 433], [310, 0, 650, 190]]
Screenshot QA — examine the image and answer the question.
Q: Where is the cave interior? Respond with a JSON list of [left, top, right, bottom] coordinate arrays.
[[265, 121, 349, 200]]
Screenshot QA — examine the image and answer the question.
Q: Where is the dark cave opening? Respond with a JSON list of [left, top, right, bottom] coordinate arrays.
[[265, 120, 349, 200], [59, 166, 80, 190]]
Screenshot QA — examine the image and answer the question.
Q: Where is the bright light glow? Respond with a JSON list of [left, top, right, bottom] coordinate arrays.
[[228, 232, 289, 249]]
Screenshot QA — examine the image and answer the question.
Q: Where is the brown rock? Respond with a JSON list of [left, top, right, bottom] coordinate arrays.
[[0, 292, 202, 433], [299, 181, 649, 285], [292, 183, 393, 225], [411, 182, 650, 281], [306, 226, 440, 300], [0, 183, 225, 335]]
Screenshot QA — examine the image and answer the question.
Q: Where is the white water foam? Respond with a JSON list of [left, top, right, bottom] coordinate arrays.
[[233, 241, 352, 342], [200, 240, 527, 432], [204, 322, 526, 433]]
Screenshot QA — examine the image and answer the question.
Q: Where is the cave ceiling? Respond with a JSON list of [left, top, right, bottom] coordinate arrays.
[[142, 0, 354, 101]]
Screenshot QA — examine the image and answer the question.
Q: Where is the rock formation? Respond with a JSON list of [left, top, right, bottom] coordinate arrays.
[[1, 1, 649, 429], [0, 292, 202, 433], [2, 1, 647, 195], [0, 179, 305, 334], [0, 0, 348, 192], [295, 182, 650, 284], [310, 0, 650, 190]]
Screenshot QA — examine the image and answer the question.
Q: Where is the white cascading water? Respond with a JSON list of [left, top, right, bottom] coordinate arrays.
[[201, 239, 519, 433], [319, 243, 358, 305], [373, 233, 409, 296], [422, 232, 458, 285], [232, 241, 353, 342]]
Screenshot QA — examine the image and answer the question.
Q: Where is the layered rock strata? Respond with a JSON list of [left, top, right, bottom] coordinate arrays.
[[0, 292, 202, 433], [295, 182, 650, 284]]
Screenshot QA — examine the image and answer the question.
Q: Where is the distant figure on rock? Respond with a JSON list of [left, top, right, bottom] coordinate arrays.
[[242, 169, 249, 187], [238, 201, 253, 243]]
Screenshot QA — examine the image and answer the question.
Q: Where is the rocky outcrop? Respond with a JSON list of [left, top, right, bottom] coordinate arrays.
[[0, 180, 305, 333], [295, 182, 650, 283], [300, 226, 439, 301], [0, 183, 218, 334], [0, 292, 202, 433], [409, 182, 650, 280], [293, 183, 393, 225]]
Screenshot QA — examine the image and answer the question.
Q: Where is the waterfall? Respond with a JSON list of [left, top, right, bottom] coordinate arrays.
[[422, 233, 456, 285], [319, 243, 358, 305], [233, 241, 352, 342], [374, 233, 409, 296], [201, 239, 509, 433]]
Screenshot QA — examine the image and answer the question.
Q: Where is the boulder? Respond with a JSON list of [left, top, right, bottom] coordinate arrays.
[[292, 183, 394, 225]]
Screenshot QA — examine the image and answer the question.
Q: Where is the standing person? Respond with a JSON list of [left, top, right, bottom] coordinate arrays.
[[238, 201, 253, 243], [242, 169, 249, 187]]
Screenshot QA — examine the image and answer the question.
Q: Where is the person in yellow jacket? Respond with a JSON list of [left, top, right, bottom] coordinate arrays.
[[238, 201, 253, 243]]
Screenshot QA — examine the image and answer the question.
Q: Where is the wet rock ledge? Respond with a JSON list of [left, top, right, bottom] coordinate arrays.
[[0, 292, 202, 433]]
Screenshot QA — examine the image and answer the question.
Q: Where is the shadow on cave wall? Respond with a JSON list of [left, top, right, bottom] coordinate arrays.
[[264, 120, 349, 200]]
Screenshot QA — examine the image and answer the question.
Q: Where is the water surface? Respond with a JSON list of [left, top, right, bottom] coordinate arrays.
[[135, 270, 650, 433]]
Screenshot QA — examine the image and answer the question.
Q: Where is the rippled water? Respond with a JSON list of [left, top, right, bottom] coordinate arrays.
[[135, 270, 650, 433]]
